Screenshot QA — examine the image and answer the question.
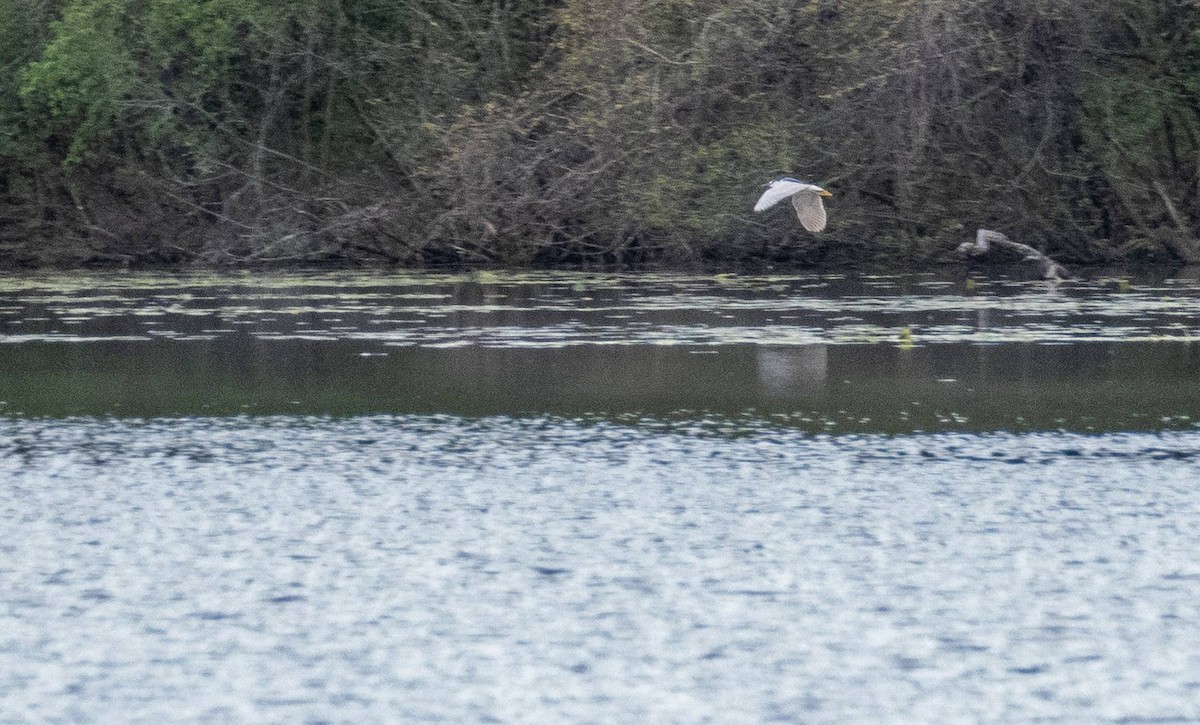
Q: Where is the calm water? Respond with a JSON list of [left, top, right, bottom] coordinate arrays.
[[3, 270, 1200, 722]]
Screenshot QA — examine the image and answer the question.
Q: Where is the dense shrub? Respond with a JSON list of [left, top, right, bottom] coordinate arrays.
[[3, 0, 1200, 266]]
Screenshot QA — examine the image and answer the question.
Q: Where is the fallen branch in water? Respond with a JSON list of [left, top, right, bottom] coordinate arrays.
[[956, 228, 1071, 280]]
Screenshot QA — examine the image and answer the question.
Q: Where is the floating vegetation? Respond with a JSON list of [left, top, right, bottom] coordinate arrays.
[[0, 270, 1199, 349]]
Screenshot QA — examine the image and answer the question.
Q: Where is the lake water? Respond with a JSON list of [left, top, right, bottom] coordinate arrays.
[[3, 270, 1200, 722]]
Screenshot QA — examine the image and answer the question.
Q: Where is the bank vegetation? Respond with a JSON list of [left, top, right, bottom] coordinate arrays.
[[3, 0, 1200, 267]]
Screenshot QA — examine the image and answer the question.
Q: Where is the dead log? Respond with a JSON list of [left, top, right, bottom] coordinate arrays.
[[956, 228, 1071, 280]]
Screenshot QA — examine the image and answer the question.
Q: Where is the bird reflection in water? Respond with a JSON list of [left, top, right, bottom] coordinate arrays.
[[755, 345, 828, 399]]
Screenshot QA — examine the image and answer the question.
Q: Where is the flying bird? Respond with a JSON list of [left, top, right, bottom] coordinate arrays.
[[753, 176, 832, 232]]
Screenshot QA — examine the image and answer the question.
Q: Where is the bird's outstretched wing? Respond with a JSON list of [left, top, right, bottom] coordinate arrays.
[[791, 191, 827, 232], [753, 179, 807, 212]]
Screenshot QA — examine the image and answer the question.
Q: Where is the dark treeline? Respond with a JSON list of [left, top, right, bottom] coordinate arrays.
[[3, 0, 1200, 267]]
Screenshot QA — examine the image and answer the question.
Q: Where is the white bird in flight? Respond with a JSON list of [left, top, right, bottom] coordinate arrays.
[[753, 176, 833, 232]]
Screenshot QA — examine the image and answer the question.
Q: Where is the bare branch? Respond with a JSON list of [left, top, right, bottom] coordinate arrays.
[[1151, 180, 1200, 264]]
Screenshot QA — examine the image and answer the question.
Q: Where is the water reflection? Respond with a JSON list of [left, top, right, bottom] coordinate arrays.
[[756, 345, 828, 397], [1, 270, 1199, 430]]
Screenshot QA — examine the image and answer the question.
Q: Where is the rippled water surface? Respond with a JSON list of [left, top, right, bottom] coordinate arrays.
[[3, 269, 1200, 429], [3, 270, 1200, 722]]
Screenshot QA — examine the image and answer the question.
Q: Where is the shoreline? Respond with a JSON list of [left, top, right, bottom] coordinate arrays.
[[1, 254, 1193, 282]]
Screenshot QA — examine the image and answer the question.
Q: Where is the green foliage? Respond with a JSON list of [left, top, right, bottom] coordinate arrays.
[[0, 0, 53, 160], [6, 0, 1200, 265], [18, 0, 136, 165], [1083, 75, 1172, 167]]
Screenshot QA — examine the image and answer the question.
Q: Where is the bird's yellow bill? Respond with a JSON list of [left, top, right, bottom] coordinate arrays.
[[819, 190, 833, 197]]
